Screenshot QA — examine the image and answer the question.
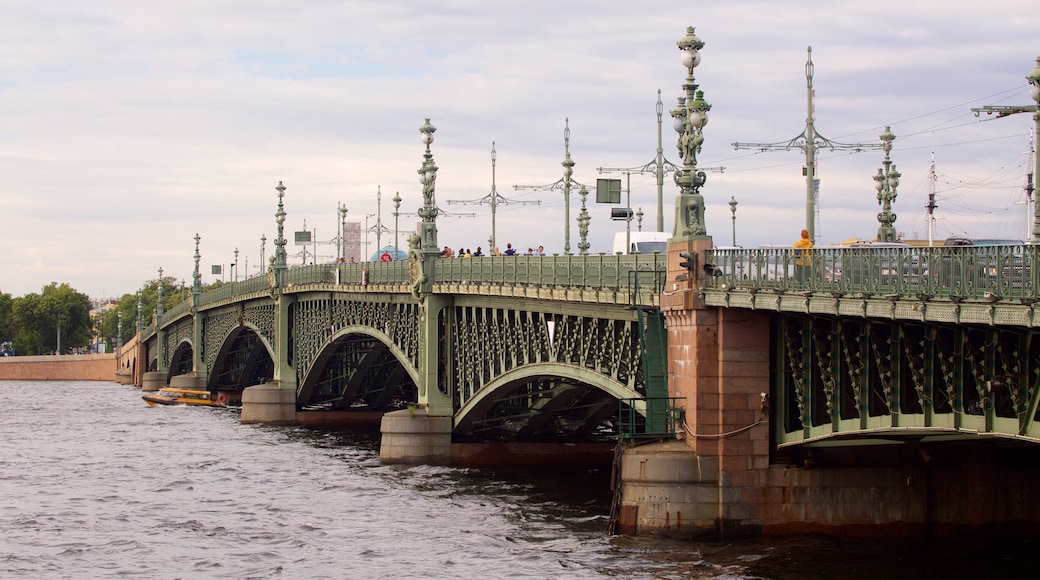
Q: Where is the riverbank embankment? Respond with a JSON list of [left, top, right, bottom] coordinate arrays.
[[0, 354, 115, 382]]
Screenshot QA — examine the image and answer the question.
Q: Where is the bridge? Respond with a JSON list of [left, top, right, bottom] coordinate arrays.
[[118, 211, 1040, 538], [129, 245, 671, 449], [114, 29, 1040, 538]]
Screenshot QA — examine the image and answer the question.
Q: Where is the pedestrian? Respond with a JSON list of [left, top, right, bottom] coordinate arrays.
[[504, 243, 516, 256], [536, 245, 544, 256], [380, 250, 392, 262], [793, 229, 813, 283], [492, 246, 502, 256], [473, 247, 483, 256]]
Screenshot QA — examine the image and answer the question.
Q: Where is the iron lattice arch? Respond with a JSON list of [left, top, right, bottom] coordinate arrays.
[[776, 312, 1040, 446], [446, 303, 645, 441], [297, 332, 417, 412], [291, 294, 419, 390]]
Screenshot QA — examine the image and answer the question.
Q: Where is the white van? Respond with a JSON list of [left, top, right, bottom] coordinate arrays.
[[612, 232, 671, 255]]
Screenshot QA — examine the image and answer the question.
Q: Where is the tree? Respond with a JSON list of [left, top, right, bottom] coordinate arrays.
[[12, 283, 92, 355], [0, 290, 13, 343]]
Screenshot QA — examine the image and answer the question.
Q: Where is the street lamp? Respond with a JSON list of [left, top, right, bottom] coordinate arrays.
[[873, 126, 900, 243], [636, 207, 644, 232], [970, 57, 1040, 242], [672, 26, 711, 239], [233, 247, 239, 282], [514, 119, 586, 255], [393, 191, 402, 258], [260, 234, 267, 271], [338, 203, 348, 261], [577, 186, 591, 255], [1029, 57, 1040, 242], [417, 118, 440, 258], [729, 196, 738, 246]]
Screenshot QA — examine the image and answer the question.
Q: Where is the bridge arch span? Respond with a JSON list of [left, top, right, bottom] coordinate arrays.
[[453, 363, 638, 442], [297, 326, 420, 411], [167, 339, 195, 383], [207, 323, 275, 392]]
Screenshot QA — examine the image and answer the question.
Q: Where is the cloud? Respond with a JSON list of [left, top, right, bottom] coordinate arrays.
[[1, 0, 1038, 297]]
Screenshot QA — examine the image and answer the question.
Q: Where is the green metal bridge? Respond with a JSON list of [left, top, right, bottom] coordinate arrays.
[[706, 244, 1040, 448], [135, 240, 1040, 450], [139, 253, 677, 442]]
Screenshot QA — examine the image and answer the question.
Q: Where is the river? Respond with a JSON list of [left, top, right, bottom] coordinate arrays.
[[1, 380, 1036, 579]]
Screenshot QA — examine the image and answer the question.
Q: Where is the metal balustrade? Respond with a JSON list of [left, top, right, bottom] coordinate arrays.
[[145, 253, 668, 341], [707, 244, 1038, 301]]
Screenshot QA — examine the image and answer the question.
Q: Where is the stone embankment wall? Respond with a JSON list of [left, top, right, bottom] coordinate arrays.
[[0, 354, 116, 382]]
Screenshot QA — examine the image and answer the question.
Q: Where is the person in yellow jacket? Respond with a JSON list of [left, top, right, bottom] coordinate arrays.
[[793, 229, 813, 283]]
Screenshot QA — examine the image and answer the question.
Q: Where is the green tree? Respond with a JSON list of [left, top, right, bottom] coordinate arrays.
[[12, 283, 92, 355], [0, 290, 13, 343]]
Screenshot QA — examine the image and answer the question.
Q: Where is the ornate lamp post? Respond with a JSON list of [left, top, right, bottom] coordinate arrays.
[[338, 203, 348, 261], [417, 118, 440, 257], [514, 119, 586, 255], [192, 233, 202, 300], [873, 126, 900, 243], [271, 181, 288, 289], [1029, 57, 1040, 242], [577, 186, 591, 255], [233, 247, 239, 282], [393, 191, 402, 258], [672, 26, 711, 239], [260, 234, 267, 271], [636, 207, 644, 232], [156, 267, 165, 319], [729, 196, 738, 246]]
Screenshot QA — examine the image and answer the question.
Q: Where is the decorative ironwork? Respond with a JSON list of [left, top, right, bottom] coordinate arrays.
[[449, 305, 644, 411], [776, 313, 1040, 445]]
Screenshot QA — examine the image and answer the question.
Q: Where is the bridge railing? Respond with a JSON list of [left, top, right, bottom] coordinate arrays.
[[433, 252, 667, 293], [707, 244, 1038, 301], [161, 253, 667, 328]]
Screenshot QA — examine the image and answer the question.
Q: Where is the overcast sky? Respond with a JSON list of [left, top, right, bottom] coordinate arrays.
[[2, 1, 1039, 299]]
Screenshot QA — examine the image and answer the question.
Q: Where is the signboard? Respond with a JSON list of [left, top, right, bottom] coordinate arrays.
[[211, 265, 222, 275], [596, 178, 621, 204], [295, 230, 312, 245], [611, 208, 633, 221]]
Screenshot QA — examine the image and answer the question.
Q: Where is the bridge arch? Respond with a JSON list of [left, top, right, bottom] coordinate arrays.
[[453, 363, 638, 442], [207, 323, 275, 392], [297, 326, 420, 411], [167, 339, 195, 383]]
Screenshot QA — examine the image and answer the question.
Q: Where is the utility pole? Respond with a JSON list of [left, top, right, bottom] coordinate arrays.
[[448, 142, 540, 250], [515, 118, 586, 255], [732, 47, 881, 244], [603, 90, 724, 233], [926, 150, 938, 247]]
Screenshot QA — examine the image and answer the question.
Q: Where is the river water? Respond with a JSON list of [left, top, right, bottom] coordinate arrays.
[[1, 380, 1036, 579]]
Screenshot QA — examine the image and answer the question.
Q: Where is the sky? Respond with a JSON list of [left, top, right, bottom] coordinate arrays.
[[2, 1, 1039, 299]]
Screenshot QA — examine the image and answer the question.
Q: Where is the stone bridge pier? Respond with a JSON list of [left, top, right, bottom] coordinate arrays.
[[618, 238, 1040, 540]]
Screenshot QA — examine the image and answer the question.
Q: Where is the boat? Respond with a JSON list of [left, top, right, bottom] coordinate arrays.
[[143, 387, 226, 407]]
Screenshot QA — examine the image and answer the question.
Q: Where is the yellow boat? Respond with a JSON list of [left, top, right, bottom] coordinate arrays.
[[143, 387, 226, 407]]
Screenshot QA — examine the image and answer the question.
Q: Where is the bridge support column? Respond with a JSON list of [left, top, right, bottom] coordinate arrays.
[[141, 371, 165, 392], [379, 407, 452, 464], [169, 372, 206, 390], [620, 239, 771, 539], [241, 382, 297, 424]]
